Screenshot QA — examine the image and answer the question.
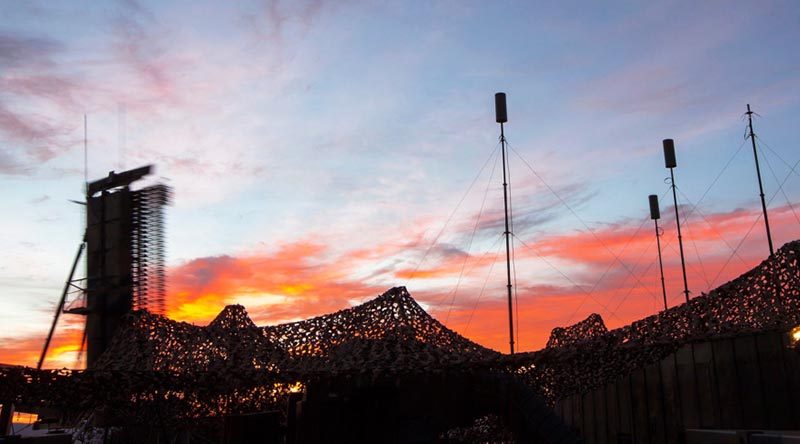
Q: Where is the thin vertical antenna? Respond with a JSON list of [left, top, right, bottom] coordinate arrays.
[[84, 114, 88, 195], [745, 104, 774, 256], [649, 194, 668, 310], [118, 103, 127, 171], [495, 92, 514, 354], [663, 139, 690, 303]]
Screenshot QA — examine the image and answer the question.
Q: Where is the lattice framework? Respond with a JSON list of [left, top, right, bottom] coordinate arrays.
[[131, 184, 170, 314]]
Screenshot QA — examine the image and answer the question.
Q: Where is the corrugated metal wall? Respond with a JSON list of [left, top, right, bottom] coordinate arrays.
[[554, 330, 800, 443]]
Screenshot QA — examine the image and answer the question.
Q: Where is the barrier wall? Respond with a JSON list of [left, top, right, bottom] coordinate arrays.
[[554, 330, 800, 444]]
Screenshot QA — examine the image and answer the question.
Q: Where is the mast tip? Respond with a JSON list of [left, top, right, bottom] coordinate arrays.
[[495, 93, 507, 123]]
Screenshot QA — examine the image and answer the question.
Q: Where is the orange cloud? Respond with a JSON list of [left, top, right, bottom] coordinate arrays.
[[437, 203, 800, 351], [0, 318, 86, 369], [2, 204, 797, 365], [166, 241, 388, 326]]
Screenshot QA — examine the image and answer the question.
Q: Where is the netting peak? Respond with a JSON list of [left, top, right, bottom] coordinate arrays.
[[209, 304, 256, 330]]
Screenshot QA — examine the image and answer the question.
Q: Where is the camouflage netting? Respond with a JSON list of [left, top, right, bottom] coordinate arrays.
[[511, 238, 800, 400], [441, 414, 515, 442], [93, 286, 499, 376], [546, 313, 608, 348], [1, 240, 799, 425]]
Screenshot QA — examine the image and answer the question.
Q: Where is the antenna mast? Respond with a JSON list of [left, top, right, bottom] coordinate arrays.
[[649, 194, 668, 310], [745, 104, 774, 256], [663, 139, 690, 303], [84, 114, 88, 195], [495, 92, 515, 354]]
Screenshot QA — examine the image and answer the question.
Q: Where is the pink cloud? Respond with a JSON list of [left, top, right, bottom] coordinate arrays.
[[1, 196, 796, 366]]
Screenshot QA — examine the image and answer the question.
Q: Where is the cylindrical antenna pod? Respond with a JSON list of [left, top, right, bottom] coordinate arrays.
[[649, 194, 661, 220], [663, 139, 677, 168], [495, 92, 508, 123]]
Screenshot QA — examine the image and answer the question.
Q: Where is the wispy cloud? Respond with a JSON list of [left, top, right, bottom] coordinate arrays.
[[0, 33, 82, 166], [0, 33, 61, 69], [0, 148, 26, 175]]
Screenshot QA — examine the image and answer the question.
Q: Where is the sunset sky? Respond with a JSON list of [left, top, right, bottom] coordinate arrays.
[[1, 1, 799, 368]]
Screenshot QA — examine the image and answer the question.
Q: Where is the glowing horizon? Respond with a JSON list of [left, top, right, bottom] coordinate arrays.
[[9, 203, 799, 369]]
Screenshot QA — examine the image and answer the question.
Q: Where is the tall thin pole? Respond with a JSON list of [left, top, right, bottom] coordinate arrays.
[[746, 104, 774, 256], [496, 92, 514, 354], [670, 168, 690, 303], [655, 219, 667, 310], [500, 123, 514, 354], [649, 194, 668, 310], [84, 114, 88, 195], [664, 139, 690, 303]]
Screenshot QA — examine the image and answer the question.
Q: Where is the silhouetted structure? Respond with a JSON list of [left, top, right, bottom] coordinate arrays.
[[649, 194, 668, 310], [746, 104, 775, 256], [663, 139, 691, 302], [543, 239, 800, 443], [495, 91, 516, 354], [58, 166, 171, 368], [3, 240, 800, 443]]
